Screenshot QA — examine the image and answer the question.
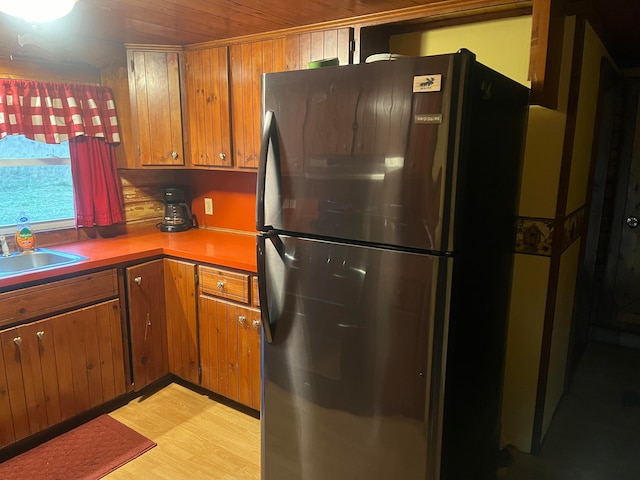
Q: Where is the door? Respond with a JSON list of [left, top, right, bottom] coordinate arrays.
[[591, 80, 640, 333], [258, 233, 450, 480], [259, 53, 465, 252]]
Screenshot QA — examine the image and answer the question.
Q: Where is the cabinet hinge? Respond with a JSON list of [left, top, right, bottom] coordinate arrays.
[[130, 59, 134, 72], [349, 39, 356, 53], [137, 145, 141, 157], [198, 365, 202, 384], [194, 273, 199, 285]]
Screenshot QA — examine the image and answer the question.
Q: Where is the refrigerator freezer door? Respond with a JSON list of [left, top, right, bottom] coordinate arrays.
[[260, 54, 467, 252], [259, 234, 451, 480]]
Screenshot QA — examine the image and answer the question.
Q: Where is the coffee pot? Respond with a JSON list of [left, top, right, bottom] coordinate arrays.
[[158, 186, 193, 232]]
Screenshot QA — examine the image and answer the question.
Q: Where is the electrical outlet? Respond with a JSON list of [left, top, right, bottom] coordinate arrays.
[[204, 197, 213, 215]]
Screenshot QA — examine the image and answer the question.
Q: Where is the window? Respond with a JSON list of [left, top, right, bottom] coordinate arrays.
[[0, 135, 75, 233]]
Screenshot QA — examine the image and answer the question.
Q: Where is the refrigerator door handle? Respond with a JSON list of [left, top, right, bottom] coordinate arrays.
[[257, 110, 279, 231], [257, 233, 277, 343]]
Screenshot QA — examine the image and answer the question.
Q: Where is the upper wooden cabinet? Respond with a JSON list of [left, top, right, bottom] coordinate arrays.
[[183, 47, 232, 168], [127, 46, 185, 167], [183, 27, 354, 171], [229, 38, 287, 170], [283, 28, 354, 70], [230, 28, 354, 170]]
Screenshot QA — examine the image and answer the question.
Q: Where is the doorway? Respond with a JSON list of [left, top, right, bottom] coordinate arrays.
[[572, 65, 640, 370]]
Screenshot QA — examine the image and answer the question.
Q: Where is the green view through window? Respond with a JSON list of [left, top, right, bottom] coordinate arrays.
[[0, 135, 74, 230]]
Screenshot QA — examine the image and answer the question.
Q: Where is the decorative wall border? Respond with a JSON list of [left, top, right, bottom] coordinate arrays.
[[515, 217, 555, 256], [562, 206, 586, 252], [515, 206, 586, 257]]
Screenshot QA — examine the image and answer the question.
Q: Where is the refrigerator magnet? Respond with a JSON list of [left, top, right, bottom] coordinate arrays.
[[413, 74, 442, 92]]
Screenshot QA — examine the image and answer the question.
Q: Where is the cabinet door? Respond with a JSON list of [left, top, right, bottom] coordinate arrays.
[[228, 28, 353, 171], [0, 326, 32, 444], [164, 258, 198, 384], [0, 331, 14, 448], [184, 47, 232, 168], [128, 259, 169, 391], [284, 28, 354, 71], [199, 295, 235, 398], [229, 38, 287, 170], [49, 300, 127, 419], [238, 307, 261, 411], [128, 48, 184, 166], [0, 321, 62, 444]]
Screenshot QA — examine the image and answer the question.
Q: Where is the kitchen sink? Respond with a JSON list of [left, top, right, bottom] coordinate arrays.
[[0, 249, 88, 278]]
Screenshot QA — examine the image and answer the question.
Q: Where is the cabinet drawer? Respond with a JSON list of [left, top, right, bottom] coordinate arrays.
[[199, 266, 249, 304], [0, 269, 119, 329], [251, 276, 260, 307]]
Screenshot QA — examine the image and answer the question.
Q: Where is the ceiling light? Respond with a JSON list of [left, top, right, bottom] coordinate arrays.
[[0, 0, 78, 24]]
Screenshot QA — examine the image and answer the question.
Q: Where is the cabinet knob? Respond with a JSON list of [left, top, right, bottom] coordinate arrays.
[[238, 315, 246, 324], [252, 320, 261, 330], [218, 152, 226, 161], [217, 280, 225, 291], [134, 276, 142, 285], [36, 331, 45, 340], [171, 151, 179, 160], [13, 336, 22, 346]]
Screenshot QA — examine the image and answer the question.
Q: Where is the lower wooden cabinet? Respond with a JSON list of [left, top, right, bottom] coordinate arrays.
[[0, 299, 126, 449], [127, 259, 169, 391], [199, 295, 261, 410], [164, 258, 198, 384]]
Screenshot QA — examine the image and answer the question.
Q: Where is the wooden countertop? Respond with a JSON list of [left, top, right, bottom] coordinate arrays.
[[0, 228, 258, 291]]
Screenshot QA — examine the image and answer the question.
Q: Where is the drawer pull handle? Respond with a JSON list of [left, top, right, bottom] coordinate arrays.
[[134, 276, 142, 285], [238, 315, 246, 324], [217, 280, 225, 291], [36, 331, 45, 340], [13, 337, 22, 346], [252, 320, 261, 330]]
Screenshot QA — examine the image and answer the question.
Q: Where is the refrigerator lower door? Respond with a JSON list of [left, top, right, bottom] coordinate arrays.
[[259, 234, 451, 480]]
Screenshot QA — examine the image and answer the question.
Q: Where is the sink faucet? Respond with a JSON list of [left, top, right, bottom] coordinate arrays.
[[0, 235, 10, 257]]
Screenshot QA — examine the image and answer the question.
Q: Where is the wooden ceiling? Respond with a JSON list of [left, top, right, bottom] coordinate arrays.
[[0, 0, 638, 70]]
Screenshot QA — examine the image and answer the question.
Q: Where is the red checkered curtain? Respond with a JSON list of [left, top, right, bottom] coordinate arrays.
[[0, 79, 124, 227], [0, 79, 120, 143]]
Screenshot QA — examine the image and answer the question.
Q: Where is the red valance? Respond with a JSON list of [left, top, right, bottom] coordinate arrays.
[[0, 79, 120, 144]]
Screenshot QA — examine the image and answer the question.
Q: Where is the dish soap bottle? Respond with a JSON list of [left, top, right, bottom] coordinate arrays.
[[15, 212, 36, 252]]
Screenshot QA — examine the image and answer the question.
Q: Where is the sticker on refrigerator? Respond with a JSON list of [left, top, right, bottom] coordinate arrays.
[[413, 74, 442, 92]]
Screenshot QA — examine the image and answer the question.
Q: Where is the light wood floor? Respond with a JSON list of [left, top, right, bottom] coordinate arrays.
[[104, 382, 260, 480]]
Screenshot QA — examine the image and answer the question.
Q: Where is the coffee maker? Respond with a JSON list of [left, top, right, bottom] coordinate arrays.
[[158, 186, 193, 232]]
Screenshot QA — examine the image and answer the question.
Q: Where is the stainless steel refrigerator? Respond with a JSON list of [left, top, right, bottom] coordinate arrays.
[[256, 50, 529, 480]]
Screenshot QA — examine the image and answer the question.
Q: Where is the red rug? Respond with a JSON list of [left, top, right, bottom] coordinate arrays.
[[0, 415, 156, 479]]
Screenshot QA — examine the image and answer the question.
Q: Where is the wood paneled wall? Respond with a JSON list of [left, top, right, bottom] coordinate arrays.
[[0, 56, 100, 84]]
